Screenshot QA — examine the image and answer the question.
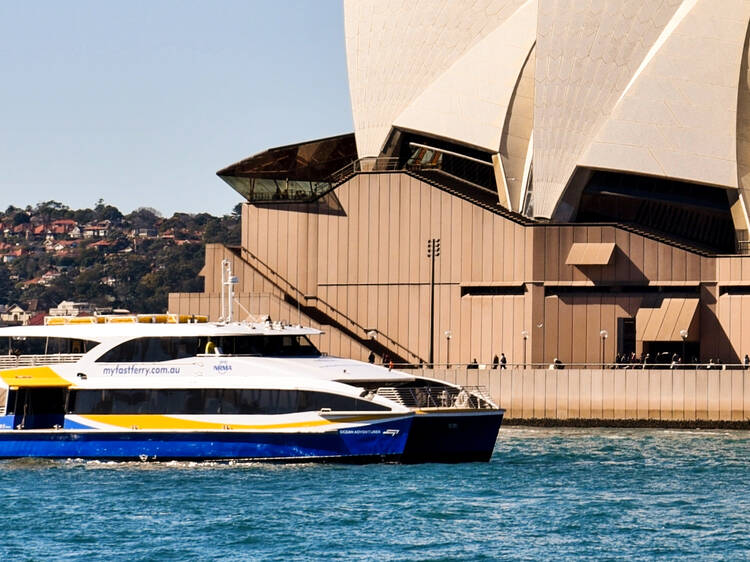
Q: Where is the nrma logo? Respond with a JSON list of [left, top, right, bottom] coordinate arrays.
[[213, 361, 233, 373]]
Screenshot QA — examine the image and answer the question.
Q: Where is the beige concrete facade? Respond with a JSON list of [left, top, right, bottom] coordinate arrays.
[[170, 1, 750, 422], [170, 171, 750, 368], [437, 367, 750, 423]]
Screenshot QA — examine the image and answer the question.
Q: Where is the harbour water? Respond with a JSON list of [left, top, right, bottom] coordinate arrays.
[[3, 427, 750, 560]]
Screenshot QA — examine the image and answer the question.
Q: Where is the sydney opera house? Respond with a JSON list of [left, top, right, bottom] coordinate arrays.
[[170, 0, 750, 369]]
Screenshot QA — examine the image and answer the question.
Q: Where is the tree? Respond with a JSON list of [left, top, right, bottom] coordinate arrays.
[[73, 208, 95, 224], [12, 212, 30, 226], [126, 207, 161, 230], [159, 213, 188, 234], [202, 218, 225, 243], [94, 199, 123, 223], [0, 266, 16, 304], [34, 200, 70, 226], [0, 199, 235, 314]]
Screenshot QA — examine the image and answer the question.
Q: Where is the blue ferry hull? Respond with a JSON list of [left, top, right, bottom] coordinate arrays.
[[400, 410, 504, 463], [0, 417, 412, 462]]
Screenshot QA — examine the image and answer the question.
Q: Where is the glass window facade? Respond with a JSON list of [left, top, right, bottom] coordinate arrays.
[[218, 133, 357, 204]]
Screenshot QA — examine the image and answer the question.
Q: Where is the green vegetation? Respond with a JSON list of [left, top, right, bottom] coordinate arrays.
[[0, 200, 241, 313]]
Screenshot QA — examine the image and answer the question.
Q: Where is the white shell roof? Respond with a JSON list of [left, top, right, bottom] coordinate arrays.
[[344, 0, 750, 221]]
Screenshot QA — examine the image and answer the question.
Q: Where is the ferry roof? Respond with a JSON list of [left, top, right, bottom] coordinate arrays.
[[0, 321, 322, 343]]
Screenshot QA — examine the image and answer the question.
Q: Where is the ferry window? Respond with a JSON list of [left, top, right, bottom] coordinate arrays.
[[142, 338, 170, 362], [222, 335, 321, 357], [69, 389, 389, 414], [271, 335, 319, 357], [97, 339, 140, 363], [5, 389, 16, 415], [214, 335, 320, 357], [94, 335, 321, 360], [13, 387, 67, 429], [96, 337, 200, 363], [0, 337, 98, 356]]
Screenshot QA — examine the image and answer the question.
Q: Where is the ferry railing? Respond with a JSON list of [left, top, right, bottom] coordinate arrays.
[[375, 385, 494, 409], [0, 354, 84, 369]]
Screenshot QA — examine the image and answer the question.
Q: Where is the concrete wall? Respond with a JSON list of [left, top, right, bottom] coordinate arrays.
[[237, 173, 535, 366], [172, 171, 750, 370], [435, 367, 750, 422], [224, 172, 735, 366]]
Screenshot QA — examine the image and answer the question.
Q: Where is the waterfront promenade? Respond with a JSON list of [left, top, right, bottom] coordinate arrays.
[[428, 364, 750, 426]]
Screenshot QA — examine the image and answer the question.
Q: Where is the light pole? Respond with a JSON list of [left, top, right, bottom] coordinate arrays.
[[521, 329, 529, 368], [444, 330, 452, 368], [600, 329, 608, 368], [427, 238, 441, 366], [680, 329, 688, 365], [537, 321, 544, 366], [220, 259, 239, 323]]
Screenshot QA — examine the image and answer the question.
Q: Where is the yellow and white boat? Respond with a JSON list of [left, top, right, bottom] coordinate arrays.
[[0, 314, 503, 462]]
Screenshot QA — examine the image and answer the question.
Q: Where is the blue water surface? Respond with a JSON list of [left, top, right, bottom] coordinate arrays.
[[2, 427, 750, 560]]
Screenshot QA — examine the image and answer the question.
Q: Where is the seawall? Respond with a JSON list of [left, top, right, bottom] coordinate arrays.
[[431, 367, 750, 427]]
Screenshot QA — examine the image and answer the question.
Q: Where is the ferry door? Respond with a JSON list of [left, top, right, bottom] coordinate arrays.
[[10, 387, 67, 430]]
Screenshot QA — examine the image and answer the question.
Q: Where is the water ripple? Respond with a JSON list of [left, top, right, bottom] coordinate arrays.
[[2, 427, 750, 559]]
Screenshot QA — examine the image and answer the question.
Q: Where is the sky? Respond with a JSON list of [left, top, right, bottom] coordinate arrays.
[[0, 0, 353, 217]]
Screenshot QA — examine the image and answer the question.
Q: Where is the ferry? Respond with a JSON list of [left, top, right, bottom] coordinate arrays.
[[0, 314, 503, 463]]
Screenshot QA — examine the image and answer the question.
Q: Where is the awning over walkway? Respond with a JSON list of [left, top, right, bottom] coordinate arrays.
[[635, 298, 700, 342], [565, 243, 616, 265]]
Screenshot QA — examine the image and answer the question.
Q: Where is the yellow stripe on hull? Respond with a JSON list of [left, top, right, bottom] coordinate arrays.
[[78, 414, 398, 431], [0, 366, 70, 388]]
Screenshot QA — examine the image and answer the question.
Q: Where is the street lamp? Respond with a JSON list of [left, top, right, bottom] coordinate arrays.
[[680, 329, 688, 365], [600, 329, 608, 368], [220, 259, 239, 323], [445, 330, 452, 368], [521, 329, 529, 369], [427, 238, 441, 366]]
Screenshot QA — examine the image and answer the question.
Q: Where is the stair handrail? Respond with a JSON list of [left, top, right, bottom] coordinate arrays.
[[234, 246, 422, 363]]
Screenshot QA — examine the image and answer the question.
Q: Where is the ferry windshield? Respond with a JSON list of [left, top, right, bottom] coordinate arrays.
[[96, 335, 320, 362]]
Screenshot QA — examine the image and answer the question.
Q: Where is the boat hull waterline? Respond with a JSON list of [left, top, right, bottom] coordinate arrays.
[[0, 411, 503, 462]]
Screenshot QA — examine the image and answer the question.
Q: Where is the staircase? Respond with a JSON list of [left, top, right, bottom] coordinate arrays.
[[227, 246, 423, 365]]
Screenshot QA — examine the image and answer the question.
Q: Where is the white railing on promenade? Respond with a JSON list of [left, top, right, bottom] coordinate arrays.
[[387, 362, 750, 372]]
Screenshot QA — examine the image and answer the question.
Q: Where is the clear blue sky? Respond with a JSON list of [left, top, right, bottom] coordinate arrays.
[[0, 0, 352, 216]]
